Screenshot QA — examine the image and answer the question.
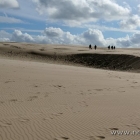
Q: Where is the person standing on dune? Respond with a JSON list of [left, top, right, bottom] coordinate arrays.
[[94, 45, 97, 50]]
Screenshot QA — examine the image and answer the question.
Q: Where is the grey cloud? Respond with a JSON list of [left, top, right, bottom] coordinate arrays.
[[43, 27, 64, 37], [137, 4, 140, 13], [116, 36, 131, 47], [131, 33, 140, 44], [0, 16, 24, 23], [120, 15, 140, 29], [0, 0, 19, 9], [33, 0, 130, 24], [0, 30, 11, 38], [0, 30, 11, 42]]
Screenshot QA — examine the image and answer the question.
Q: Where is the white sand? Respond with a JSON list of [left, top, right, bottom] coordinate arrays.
[[1, 57, 140, 140]]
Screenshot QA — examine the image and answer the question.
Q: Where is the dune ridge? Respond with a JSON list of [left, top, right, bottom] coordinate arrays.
[[0, 42, 140, 72]]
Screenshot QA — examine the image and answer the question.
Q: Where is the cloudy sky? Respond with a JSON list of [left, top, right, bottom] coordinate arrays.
[[0, 0, 140, 47]]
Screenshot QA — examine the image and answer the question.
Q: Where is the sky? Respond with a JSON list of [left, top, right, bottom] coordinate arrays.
[[0, 0, 140, 47]]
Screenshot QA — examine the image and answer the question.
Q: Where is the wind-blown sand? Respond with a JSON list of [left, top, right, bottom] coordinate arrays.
[[0, 42, 140, 140]]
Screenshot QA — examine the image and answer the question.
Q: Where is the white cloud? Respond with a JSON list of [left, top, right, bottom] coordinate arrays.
[[0, 0, 19, 9], [11, 30, 34, 42], [36, 27, 77, 44], [82, 29, 106, 45], [0, 27, 140, 48], [120, 15, 140, 29], [0, 38, 10, 42], [32, 0, 130, 25], [36, 27, 107, 45]]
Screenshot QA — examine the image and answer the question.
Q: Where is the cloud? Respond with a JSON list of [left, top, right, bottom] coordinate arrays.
[[11, 30, 34, 42], [81, 29, 106, 46], [138, 4, 140, 13], [0, 0, 19, 9], [43, 27, 64, 37], [1, 27, 140, 48], [36, 27, 77, 44], [116, 35, 131, 47], [36, 27, 106, 46], [32, 0, 130, 25], [0, 16, 24, 23], [0, 30, 11, 38], [120, 15, 140, 29], [10, 27, 105, 45], [0, 30, 11, 42], [0, 38, 10, 42]]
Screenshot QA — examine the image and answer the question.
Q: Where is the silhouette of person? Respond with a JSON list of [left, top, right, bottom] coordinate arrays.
[[94, 45, 97, 50], [108, 45, 110, 50], [114, 46, 115, 49], [89, 44, 92, 49], [111, 46, 113, 50]]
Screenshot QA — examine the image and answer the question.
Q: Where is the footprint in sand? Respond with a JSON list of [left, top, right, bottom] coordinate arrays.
[[0, 121, 12, 127], [5, 80, 15, 83], [133, 81, 138, 84], [52, 112, 63, 117], [54, 85, 62, 88], [110, 128, 119, 130], [36, 92, 40, 94], [96, 136, 105, 139], [53, 85, 66, 88], [79, 101, 88, 107], [119, 90, 125, 92], [136, 127, 140, 130], [10, 99, 18, 102], [19, 118, 30, 123], [54, 136, 69, 140], [89, 136, 96, 140], [94, 89, 103, 91], [48, 112, 63, 120], [44, 92, 50, 97], [27, 96, 38, 101]]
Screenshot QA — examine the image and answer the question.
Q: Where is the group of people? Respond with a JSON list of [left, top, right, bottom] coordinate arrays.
[[89, 44, 116, 50], [89, 44, 97, 50], [108, 45, 115, 50]]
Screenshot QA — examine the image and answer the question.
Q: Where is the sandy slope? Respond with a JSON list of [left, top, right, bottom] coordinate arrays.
[[1, 43, 140, 140], [1, 42, 140, 72], [1, 58, 140, 140]]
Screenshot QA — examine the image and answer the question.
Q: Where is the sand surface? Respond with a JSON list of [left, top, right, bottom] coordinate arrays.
[[1, 43, 140, 140], [1, 42, 140, 72]]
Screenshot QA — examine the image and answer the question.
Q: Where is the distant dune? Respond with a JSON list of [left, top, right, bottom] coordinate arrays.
[[0, 42, 140, 72]]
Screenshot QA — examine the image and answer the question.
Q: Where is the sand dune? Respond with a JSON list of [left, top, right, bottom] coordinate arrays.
[[1, 42, 140, 72], [0, 43, 140, 140]]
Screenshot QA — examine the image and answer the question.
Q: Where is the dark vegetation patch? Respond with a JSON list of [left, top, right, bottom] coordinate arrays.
[[54, 48, 69, 50], [28, 51, 140, 72]]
